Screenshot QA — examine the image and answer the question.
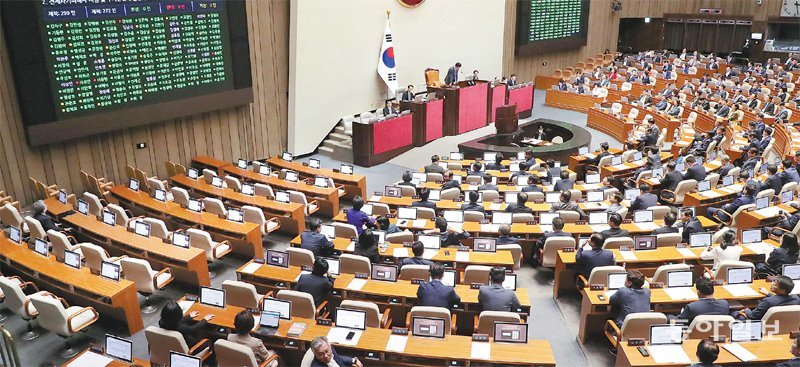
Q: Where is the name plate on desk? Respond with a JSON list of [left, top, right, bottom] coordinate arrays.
[[301, 266, 313, 272], [374, 191, 383, 196], [711, 336, 726, 343], [403, 242, 413, 247], [627, 338, 645, 346], [316, 319, 332, 326], [590, 284, 604, 291], [275, 282, 287, 288], [453, 199, 463, 202], [472, 334, 489, 342], [389, 297, 403, 304], [470, 283, 483, 289], [619, 246, 631, 252], [410, 279, 424, 285], [449, 360, 466, 367], [284, 340, 299, 349], [185, 295, 198, 302], [355, 273, 369, 279], [412, 196, 420, 199], [479, 220, 489, 224], [650, 282, 664, 289], [254, 258, 266, 264], [562, 247, 575, 253], [576, 220, 586, 225], [458, 245, 470, 252], [391, 327, 409, 335], [364, 351, 381, 360], [331, 290, 341, 296], [527, 221, 537, 225], [676, 243, 688, 248], [386, 214, 396, 218]]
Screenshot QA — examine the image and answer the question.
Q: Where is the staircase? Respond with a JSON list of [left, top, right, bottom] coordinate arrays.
[[317, 119, 353, 163]]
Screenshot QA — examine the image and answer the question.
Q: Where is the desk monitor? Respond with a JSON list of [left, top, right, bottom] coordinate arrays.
[[340, 164, 354, 175], [440, 270, 457, 287], [320, 224, 336, 240], [412, 172, 427, 184], [309, 158, 321, 169], [554, 162, 561, 168], [473, 238, 497, 253], [275, 191, 291, 203], [666, 270, 694, 288], [722, 175, 734, 187], [516, 176, 529, 186], [578, 146, 589, 156], [475, 192, 484, 203], [783, 263, 800, 280], [731, 321, 762, 342], [241, 183, 255, 196], [428, 189, 441, 201], [373, 230, 386, 245], [101, 261, 121, 281], [727, 267, 753, 285], [398, 207, 417, 220], [483, 152, 497, 162], [128, 178, 140, 192], [755, 196, 769, 210], [262, 298, 291, 320], [385, 186, 401, 198], [634, 235, 657, 251], [550, 177, 559, 186], [169, 352, 201, 367], [633, 151, 643, 161], [578, 237, 591, 250], [516, 151, 526, 160], [258, 165, 271, 176], [782, 190, 794, 203], [57, 190, 68, 204], [652, 167, 664, 179], [624, 189, 641, 201], [588, 211, 608, 225], [453, 175, 463, 184], [77, 199, 89, 215], [284, 171, 299, 183], [741, 229, 761, 244], [449, 152, 464, 161], [411, 316, 446, 338], [102, 210, 116, 227], [676, 162, 685, 172], [266, 250, 289, 268], [172, 232, 190, 249], [359, 204, 374, 216], [8, 226, 21, 244], [649, 324, 684, 345], [187, 198, 203, 213], [504, 192, 519, 204], [105, 334, 133, 363], [33, 239, 49, 257], [539, 212, 560, 226], [200, 286, 225, 308], [153, 189, 167, 202], [633, 210, 654, 223], [314, 177, 328, 188], [492, 212, 513, 225], [494, 322, 528, 343], [227, 208, 244, 223], [586, 191, 604, 203], [187, 168, 200, 180], [689, 232, 712, 248], [236, 159, 248, 169], [371, 264, 398, 282], [281, 152, 293, 161], [259, 311, 281, 328], [444, 210, 464, 223], [210, 176, 224, 188], [585, 173, 601, 184], [502, 274, 517, 290], [418, 234, 441, 250], [545, 192, 561, 203], [509, 162, 520, 172], [134, 221, 151, 238], [608, 273, 627, 290], [698, 180, 711, 192], [751, 32, 763, 40], [322, 257, 340, 276], [64, 249, 81, 269], [611, 156, 623, 166], [336, 308, 367, 330]]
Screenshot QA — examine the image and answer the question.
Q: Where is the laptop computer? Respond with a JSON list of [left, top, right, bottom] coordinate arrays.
[[262, 298, 292, 320], [666, 270, 694, 288], [105, 334, 133, 363], [255, 310, 281, 336]]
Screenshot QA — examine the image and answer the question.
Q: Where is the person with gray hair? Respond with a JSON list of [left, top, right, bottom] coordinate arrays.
[[32, 199, 61, 232], [309, 336, 362, 367]]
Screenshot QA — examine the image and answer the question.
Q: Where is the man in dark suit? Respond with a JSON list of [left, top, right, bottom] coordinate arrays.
[[714, 100, 731, 118], [741, 148, 760, 173], [440, 171, 461, 192], [485, 153, 504, 171], [601, 213, 630, 241], [32, 200, 63, 233], [400, 84, 415, 102], [674, 277, 730, 325], [467, 162, 491, 183], [381, 100, 397, 116], [683, 156, 707, 182], [553, 170, 574, 191], [397, 171, 416, 189], [761, 164, 782, 193], [550, 190, 585, 219], [575, 234, 615, 286], [639, 118, 659, 148], [652, 212, 679, 235], [629, 183, 658, 213], [660, 162, 684, 192], [679, 208, 704, 244], [300, 218, 334, 257], [427, 217, 470, 247], [411, 188, 437, 210], [504, 192, 533, 214], [545, 160, 562, 182], [496, 224, 520, 245], [416, 263, 460, 309], [778, 337, 800, 367], [460, 191, 484, 212], [535, 217, 572, 253], [781, 158, 800, 185], [523, 150, 537, 168], [310, 336, 363, 367], [424, 155, 446, 174], [609, 270, 651, 327], [756, 127, 773, 153], [478, 267, 521, 312], [444, 62, 461, 85], [636, 90, 653, 107], [400, 241, 434, 267], [733, 275, 799, 320], [587, 142, 611, 166], [507, 74, 518, 87], [295, 258, 334, 306], [717, 154, 734, 177], [521, 175, 543, 193], [707, 183, 757, 223]]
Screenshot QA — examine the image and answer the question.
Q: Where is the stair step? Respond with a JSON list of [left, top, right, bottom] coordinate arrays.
[[318, 146, 335, 153], [329, 132, 350, 141], [334, 126, 346, 134]]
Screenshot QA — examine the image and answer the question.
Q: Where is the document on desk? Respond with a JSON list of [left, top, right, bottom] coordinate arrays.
[[480, 224, 499, 233], [538, 225, 553, 233], [422, 249, 439, 260], [647, 345, 691, 364], [368, 196, 382, 203], [385, 335, 408, 353], [721, 343, 757, 362], [178, 300, 195, 314], [582, 184, 600, 190], [241, 262, 262, 274], [618, 251, 637, 260], [470, 342, 491, 360], [585, 153, 597, 159], [611, 164, 629, 170], [635, 222, 660, 231], [677, 248, 697, 258], [346, 278, 367, 291], [746, 242, 775, 255], [455, 251, 470, 262], [723, 284, 760, 297], [650, 178, 661, 185], [327, 327, 362, 346], [346, 242, 356, 252], [488, 203, 504, 211], [67, 351, 112, 367], [603, 290, 617, 299], [664, 287, 699, 301], [393, 248, 410, 258], [466, 185, 479, 191], [756, 206, 782, 218], [699, 190, 718, 198], [590, 225, 610, 233], [412, 219, 427, 228]]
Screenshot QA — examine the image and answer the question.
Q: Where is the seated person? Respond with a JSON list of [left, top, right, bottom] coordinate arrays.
[[229, 310, 279, 366], [478, 267, 521, 312], [424, 155, 446, 174], [520, 175, 543, 193], [691, 340, 720, 367], [600, 212, 629, 240], [777, 336, 800, 367], [652, 212, 679, 234], [354, 229, 380, 263], [781, 158, 800, 185], [674, 277, 730, 325], [417, 263, 460, 309], [159, 301, 214, 347], [762, 207, 800, 238], [734, 275, 799, 320], [467, 162, 491, 183], [400, 241, 434, 266], [549, 190, 586, 219], [717, 154, 734, 177], [411, 188, 437, 210], [760, 164, 782, 193], [300, 218, 334, 257], [545, 160, 562, 181], [310, 336, 363, 367], [441, 171, 461, 192], [295, 258, 335, 306], [523, 150, 537, 168], [683, 155, 707, 182], [460, 191, 484, 212], [508, 162, 529, 184], [700, 230, 742, 273], [477, 180, 499, 192], [376, 215, 401, 235], [706, 183, 757, 223], [553, 170, 574, 191], [679, 208, 704, 244], [32, 200, 63, 232], [345, 196, 375, 235], [605, 192, 625, 214], [756, 233, 799, 276], [610, 270, 651, 327], [496, 224, 520, 245], [505, 192, 534, 214], [629, 182, 658, 212], [575, 233, 615, 286], [659, 161, 684, 195], [425, 217, 470, 247], [587, 142, 611, 166], [397, 171, 416, 188], [534, 217, 571, 252], [485, 153, 504, 170], [740, 147, 760, 172]]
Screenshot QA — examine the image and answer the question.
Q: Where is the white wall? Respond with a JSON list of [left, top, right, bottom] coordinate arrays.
[[289, 0, 506, 155]]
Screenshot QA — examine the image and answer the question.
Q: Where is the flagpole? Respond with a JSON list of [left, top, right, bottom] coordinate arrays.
[[386, 10, 391, 100]]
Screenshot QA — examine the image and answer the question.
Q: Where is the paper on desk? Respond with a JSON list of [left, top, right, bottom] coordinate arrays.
[[412, 219, 427, 228], [612, 164, 629, 170], [590, 225, 610, 233], [585, 153, 597, 159], [393, 248, 410, 258], [480, 224, 500, 233], [635, 222, 660, 231], [648, 345, 691, 364], [582, 184, 600, 190], [677, 248, 697, 257], [650, 178, 661, 185], [327, 327, 362, 346], [385, 335, 408, 353], [756, 206, 782, 218], [603, 290, 617, 298], [699, 190, 718, 197], [368, 196, 382, 203], [488, 203, 504, 211], [346, 278, 367, 291], [664, 287, 699, 301], [178, 300, 195, 314], [66, 351, 112, 367], [346, 242, 356, 252], [619, 251, 637, 260], [723, 284, 759, 297], [539, 225, 553, 233], [746, 242, 775, 255], [422, 249, 439, 260], [241, 262, 262, 274], [455, 251, 470, 262], [448, 222, 463, 232], [467, 185, 479, 191], [470, 342, 491, 360], [721, 343, 758, 362]]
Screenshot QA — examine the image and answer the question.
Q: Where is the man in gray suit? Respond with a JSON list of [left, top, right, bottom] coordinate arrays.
[[424, 155, 446, 174], [478, 267, 521, 312], [609, 270, 651, 327], [553, 170, 574, 191], [444, 62, 461, 85], [674, 277, 730, 325], [629, 182, 658, 212]]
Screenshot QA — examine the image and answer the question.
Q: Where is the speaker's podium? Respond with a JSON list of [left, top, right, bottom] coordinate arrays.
[[428, 80, 490, 136]]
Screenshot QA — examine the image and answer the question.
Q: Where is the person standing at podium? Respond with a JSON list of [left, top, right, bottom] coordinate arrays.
[[401, 85, 415, 102], [444, 62, 461, 85]]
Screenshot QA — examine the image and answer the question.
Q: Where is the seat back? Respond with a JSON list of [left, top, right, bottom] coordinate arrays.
[[649, 206, 671, 221], [287, 247, 315, 268], [416, 207, 436, 220], [0, 203, 24, 228], [187, 228, 215, 259], [497, 244, 522, 270], [224, 176, 242, 192], [332, 222, 358, 239], [203, 198, 227, 216], [165, 161, 177, 177], [83, 192, 104, 217], [202, 169, 216, 183], [714, 261, 755, 281], [143, 218, 170, 239], [762, 305, 800, 335], [409, 306, 452, 335], [242, 206, 267, 235], [427, 173, 443, 182], [399, 265, 430, 280], [556, 211, 580, 223], [729, 204, 755, 228], [80, 243, 110, 275], [386, 231, 414, 244], [480, 190, 499, 202], [47, 229, 73, 262], [340, 300, 381, 328], [145, 326, 190, 366], [587, 266, 626, 286], [476, 311, 521, 337], [687, 315, 734, 339], [511, 213, 534, 223], [619, 312, 668, 341], [464, 211, 485, 222], [400, 186, 416, 197], [276, 290, 317, 319], [105, 204, 131, 226], [214, 339, 258, 367], [440, 188, 460, 200], [29, 295, 70, 335], [603, 237, 634, 249], [650, 263, 691, 284], [170, 187, 190, 207], [135, 170, 151, 192], [656, 233, 682, 247], [121, 258, 157, 294], [672, 179, 698, 204], [147, 178, 167, 192], [339, 254, 371, 274], [24, 217, 47, 242], [463, 265, 491, 285], [542, 237, 576, 268], [222, 280, 261, 309], [0, 276, 33, 319], [254, 183, 274, 199]]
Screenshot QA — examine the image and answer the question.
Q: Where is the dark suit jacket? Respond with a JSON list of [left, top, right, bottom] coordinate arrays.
[[601, 227, 630, 241], [575, 247, 615, 279], [401, 90, 414, 101], [496, 235, 520, 245], [424, 164, 446, 174], [660, 170, 684, 192], [159, 316, 208, 347], [554, 179, 574, 191], [400, 256, 434, 266], [715, 106, 731, 117], [777, 357, 800, 367], [535, 230, 572, 250], [478, 285, 521, 312], [684, 165, 707, 182], [441, 180, 461, 191], [311, 347, 355, 367], [504, 203, 533, 214], [411, 200, 437, 210], [681, 218, 704, 243], [33, 213, 60, 232], [417, 280, 460, 309], [629, 193, 659, 212], [718, 163, 735, 177], [721, 195, 755, 215], [610, 287, 651, 326], [762, 173, 783, 193], [300, 231, 334, 257], [742, 157, 760, 172], [485, 162, 503, 170], [652, 226, 679, 235], [765, 248, 800, 273], [444, 66, 458, 85], [781, 167, 800, 185], [295, 273, 334, 306], [460, 202, 484, 212], [354, 245, 380, 263], [742, 294, 800, 320], [521, 185, 543, 193], [440, 231, 470, 247]]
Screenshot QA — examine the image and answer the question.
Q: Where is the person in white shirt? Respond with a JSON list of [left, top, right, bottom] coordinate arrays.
[[700, 230, 742, 273]]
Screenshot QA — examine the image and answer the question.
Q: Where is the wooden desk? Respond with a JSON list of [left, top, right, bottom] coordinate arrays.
[[265, 156, 367, 199], [568, 148, 624, 172], [616, 335, 793, 366], [106, 185, 263, 258], [545, 89, 600, 113], [587, 108, 635, 144], [191, 155, 230, 175], [43, 197, 75, 220], [737, 204, 799, 231], [62, 213, 210, 288], [682, 184, 746, 217], [0, 233, 143, 335], [63, 349, 150, 367], [185, 300, 553, 366], [220, 165, 340, 217], [400, 98, 445, 147], [353, 114, 415, 167], [601, 153, 672, 179], [170, 174, 306, 234]]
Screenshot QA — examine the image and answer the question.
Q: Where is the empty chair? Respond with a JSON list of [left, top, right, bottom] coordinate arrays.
[[82, 192, 104, 217], [540, 237, 576, 268], [480, 190, 500, 202], [709, 261, 755, 282], [145, 326, 213, 366], [143, 217, 171, 240], [254, 183, 274, 199], [80, 243, 125, 275], [224, 176, 243, 192], [497, 244, 522, 270], [650, 263, 691, 284], [171, 187, 191, 207], [24, 217, 47, 243], [370, 203, 391, 216], [583, 266, 627, 288], [214, 339, 279, 367], [202, 169, 217, 183], [416, 207, 436, 220], [0, 276, 46, 340], [406, 306, 455, 335], [687, 315, 734, 339], [105, 203, 141, 228], [203, 197, 227, 216], [474, 311, 521, 337], [340, 300, 391, 328], [0, 203, 28, 233], [399, 265, 430, 281], [511, 213, 534, 223], [762, 305, 800, 335], [656, 233, 682, 247], [286, 247, 315, 268], [463, 265, 491, 285], [46, 230, 83, 262], [399, 186, 416, 197], [242, 206, 280, 235], [386, 231, 414, 244], [147, 177, 169, 193], [30, 292, 99, 358], [464, 210, 485, 222], [339, 254, 371, 274], [332, 222, 358, 239], [221, 280, 268, 310], [603, 237, 634, 250], [604, 312, 668, 349], [288, 190, 319, 216], [465, 175, 483, 185], [649, 206, 671, 221], [557, 211, 580, 223], [426, 173, 443, 182], [186, 228, 232, 277], [276, 290, 328, 319], [121, 258, 174, 314]]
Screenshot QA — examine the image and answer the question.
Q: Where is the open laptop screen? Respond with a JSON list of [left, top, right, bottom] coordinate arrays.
[[649, 324, 684, 345], [105, 334, 133, 363]]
